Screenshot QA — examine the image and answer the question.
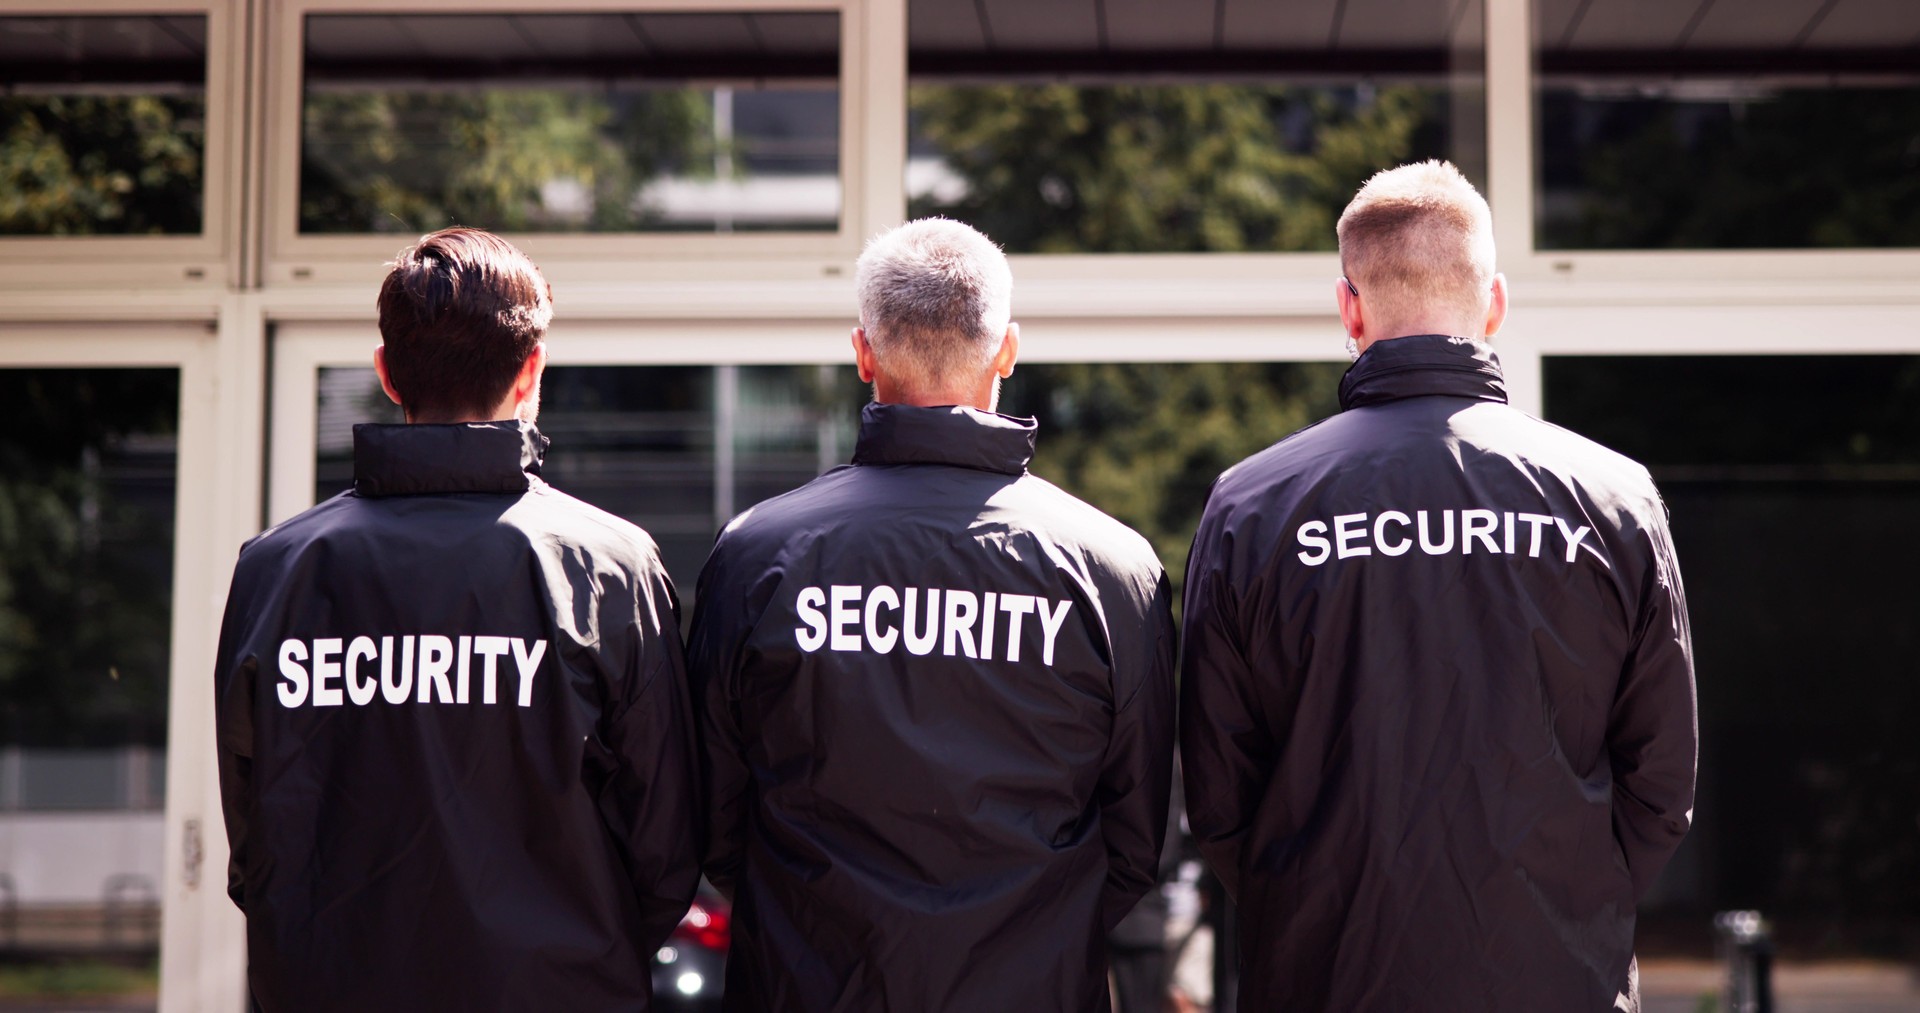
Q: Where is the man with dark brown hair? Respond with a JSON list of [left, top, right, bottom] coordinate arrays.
[[215, 227, 700, 1011]]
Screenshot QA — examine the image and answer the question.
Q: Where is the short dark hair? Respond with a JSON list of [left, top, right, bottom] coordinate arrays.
[[376, 227, 553, 422]]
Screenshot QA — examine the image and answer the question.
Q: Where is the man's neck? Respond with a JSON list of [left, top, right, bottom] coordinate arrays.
[[872, 380, 995, 412]]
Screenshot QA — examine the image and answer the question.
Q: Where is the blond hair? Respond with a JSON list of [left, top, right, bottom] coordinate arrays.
[[855, 218, 1012, 399], [1336, 161, 1496, 334]]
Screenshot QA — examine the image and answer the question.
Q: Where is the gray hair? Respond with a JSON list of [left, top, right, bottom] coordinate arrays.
[[855, 218, 1013, 397]]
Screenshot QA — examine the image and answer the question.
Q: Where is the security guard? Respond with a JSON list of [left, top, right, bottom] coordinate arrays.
[[1181, 162, 1697, 1012], [688, 218, 1177, 1012], [214, 228, 699, 1011]]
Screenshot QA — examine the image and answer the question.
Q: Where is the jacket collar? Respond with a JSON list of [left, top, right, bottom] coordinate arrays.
[[850, 403, 1036, 476], [352, 421, 548, 498], [1337, 333, 1510, 411]]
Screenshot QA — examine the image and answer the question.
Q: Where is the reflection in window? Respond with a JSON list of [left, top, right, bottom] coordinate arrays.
[[300, 12, 841, 234], [0, 368, 177, 971], [998, 362, 1343, 582], [316, 364, 859, 592], [1546, 355, 1920, 965], [1534, 0, 1920, 249], [906, 0, 1487, 253], [0, 17, 207, 236], [316, 360, 1347, 599]]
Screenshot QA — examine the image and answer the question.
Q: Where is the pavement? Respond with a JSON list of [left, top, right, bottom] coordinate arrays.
[[2, 959, 1916, 1012], [1641, 959, 1920, 1013]]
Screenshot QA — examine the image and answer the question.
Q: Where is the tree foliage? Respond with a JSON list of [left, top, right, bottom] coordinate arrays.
[[0, 371, 178, 748], [909, 84, 1440, 253], [300, 89, 715, 233], [0, 96, 203, 235], [1539, 87, 1920, 249], [999, 362, 1344, 609]]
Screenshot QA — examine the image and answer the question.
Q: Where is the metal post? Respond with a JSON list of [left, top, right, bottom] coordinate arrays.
[[1714, 910, 1775, 1013], [715, 365, 738, 527], [1207, 874, 1237, 1013]]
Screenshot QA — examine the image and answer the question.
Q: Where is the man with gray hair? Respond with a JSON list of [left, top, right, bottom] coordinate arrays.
[[1181, 161, 1696, 1011], [689, 217, 1177, 1011]]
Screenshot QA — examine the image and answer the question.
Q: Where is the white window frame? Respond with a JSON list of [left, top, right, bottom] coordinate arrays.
[[0, 0, 244, 291], [1485, 0, 1920, 289], [257, 0, 892, 290], [0, 322, 255, 1013]]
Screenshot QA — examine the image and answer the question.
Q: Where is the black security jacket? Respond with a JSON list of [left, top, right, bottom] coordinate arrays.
[[688, 404, 1177, 1013], [215, 422, 700, 1013], [1181, 336, 1696, 1012]]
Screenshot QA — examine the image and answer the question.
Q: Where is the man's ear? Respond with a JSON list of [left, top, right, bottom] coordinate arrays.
[[1336, 278, 1365, 343], [1483, 273, 1510, 339], [852, 327, 878, 383], [991, 322, 1019, 379], [373, 345, 406, 411], [510, 342, 547, 407]]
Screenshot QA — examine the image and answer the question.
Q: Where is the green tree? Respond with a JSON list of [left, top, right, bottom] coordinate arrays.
[[1539, 88, 1920, 249], [300, 88, 714, 233], [0, 370, 178, 748], [905, 82, 1422, 598], [0, 95, 204, 235], [909, 83, 1441, 253], [999, 362, 1345, 609]]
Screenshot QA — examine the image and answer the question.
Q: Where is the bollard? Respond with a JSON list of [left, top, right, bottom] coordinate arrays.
[[1205, 872, 1238, 1013], [0, 873, 14, 949], [1713, 910, 1774, 1013]]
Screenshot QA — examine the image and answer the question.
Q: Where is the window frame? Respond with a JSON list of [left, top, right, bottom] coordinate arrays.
[[1493, 0, 1920, 283], [0, 322, 250, 1013], [259, 0, 882, 288], [0, 0, 242, 289]]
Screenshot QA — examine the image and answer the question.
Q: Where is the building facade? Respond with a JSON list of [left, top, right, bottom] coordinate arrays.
[[1, 0, 1917, 1009]]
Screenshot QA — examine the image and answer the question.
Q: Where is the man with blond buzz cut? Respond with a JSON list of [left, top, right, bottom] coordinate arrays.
[[1181, 161, 1696, 1012], [689, 218, 1177, 1012]]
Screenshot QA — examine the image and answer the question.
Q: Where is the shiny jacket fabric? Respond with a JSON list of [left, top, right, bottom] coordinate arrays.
[[214, 422, 700, 1013], [1181, 336, 1696, 1012], [689, 403, 1177, 1013]]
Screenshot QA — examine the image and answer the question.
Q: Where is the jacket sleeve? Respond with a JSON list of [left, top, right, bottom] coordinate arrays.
[[598, 563, 703, 948], [685, 540, 752, 899], [1178, 521, 1273, 904], [1094, 568, 1178, 932], [1609, 512, 1698, 900], [212, 554, 256, 912]]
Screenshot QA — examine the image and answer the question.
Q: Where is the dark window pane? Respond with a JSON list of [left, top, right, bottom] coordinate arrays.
[[0, 370, 177, 763], [0, 368, 175, 973], [1534, 0, 1920, 249], [996, 361, 1345, 592], [316, 364, 860, 594], [1545, 355, 1920, 965], [734, 365, 861, 510], [318, 359, 1347, 601], [299, 12, 841, 234], [0, 17, 207, 236], [907, 0, 1487, 253]]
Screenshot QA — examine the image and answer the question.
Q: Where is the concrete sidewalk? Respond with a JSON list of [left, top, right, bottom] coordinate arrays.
[[1641, 959, 1920, 1013]]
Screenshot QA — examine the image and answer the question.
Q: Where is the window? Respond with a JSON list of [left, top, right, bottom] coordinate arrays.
[[0, 367, 177, 970], [906, 0, 1488, 253], [1534, 0, 1920, 249], [315, 364, 861, 591], [0, 15, 208, 236], [1545, 354, 1920, 959], [299, 11, 842, 235]]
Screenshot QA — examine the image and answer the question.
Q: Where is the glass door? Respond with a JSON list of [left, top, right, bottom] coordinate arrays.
[[272, 322, 864, 593], [0, 325, 233, 1013]]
